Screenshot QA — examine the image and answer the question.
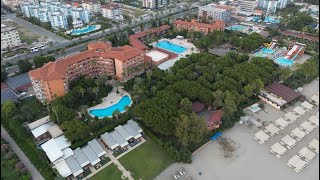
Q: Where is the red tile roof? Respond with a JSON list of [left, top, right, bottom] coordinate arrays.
[[265, 82, 302, 103], [281, 30, 319, 42], [101, 3, 120, 9], [29, 42, 144, 81], [174, 19, 225, 29], [207, 110, 223, 126]]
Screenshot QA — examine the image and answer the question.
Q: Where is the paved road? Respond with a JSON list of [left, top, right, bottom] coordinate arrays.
[[1, 7, 198, 65], [4, 14, 69, 43], [1, 126, 45, 180]]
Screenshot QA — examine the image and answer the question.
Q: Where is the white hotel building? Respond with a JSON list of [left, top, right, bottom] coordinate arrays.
[[258, 0, 288, 13], [1, 24, 22, 50], [101, 3, 123, 21], [198, 3, 231, 22], [143, 0, 156, 9]]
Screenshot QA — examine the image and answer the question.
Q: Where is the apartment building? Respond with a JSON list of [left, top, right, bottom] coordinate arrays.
[[101, 3, 123, 21], [28, 42, 150, 103], [2, 0, 38, 10], [174, 19, 225, 34], [238, 0, 257, 13], [82, 0, 101, 15], [1, 24, 22, 50], [198, 3, 232, 21], [20, 1, 90, 29], [143, 0, 156, 9], [258, 0, 287, 13]]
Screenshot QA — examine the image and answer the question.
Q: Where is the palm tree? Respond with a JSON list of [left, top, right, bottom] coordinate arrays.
[[95, 79, 100, 89], [80, 105, 88, 118], [146, 71, 152, 85], [92, 87, 99, 98], [52, 105, 61, 125], [78, 87, 85, 98], [151, 86, 157, 97], [99, 76, 107, 86], [114, 80, 120, 93], [113, 110, 120, 119]]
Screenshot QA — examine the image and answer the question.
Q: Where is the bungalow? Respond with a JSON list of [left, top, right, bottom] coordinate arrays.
[[65, 156, 84, 179], [128, 120, 143, 134], [87, 139, 107, 160], [27, 116, 53, 145], [110, 130, 129, 151], [81, 145, 101, 168], [101, 132, 120, 151], [115, 125, 134, 142], [73, 148, 90, 170], [1, 83, 18, 104], [192, 101, 205, 113], [5, 73, 31, 93], [123, 123, 142, 142], [207, 110, 223, 131]]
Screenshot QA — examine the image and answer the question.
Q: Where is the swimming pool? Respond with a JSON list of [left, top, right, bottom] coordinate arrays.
[[261, 47, 275, 54], [253, 51, 266, 57], [264, 16, 280, 24], [252, 17, 260, 22], [275, 57, 294, 67], [156, 41, 187, 54], [71, 25, 97, 35], [89, 95, 132, 118], [227, 25, 247, 31]]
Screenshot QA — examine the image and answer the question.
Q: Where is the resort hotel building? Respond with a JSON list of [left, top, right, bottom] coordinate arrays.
[[238, 0, 257, 13], [174, 19, 225, 34], [1, 24, 22, 50], [198, 3, 232, 22], [28, 42, 151, 103]]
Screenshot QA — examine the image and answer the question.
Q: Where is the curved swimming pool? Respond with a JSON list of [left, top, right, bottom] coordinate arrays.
[[89, 95, 132, 118], [71, 25, 97, 35], [275, 57, 294, 67], [156, 41, 187, 54]]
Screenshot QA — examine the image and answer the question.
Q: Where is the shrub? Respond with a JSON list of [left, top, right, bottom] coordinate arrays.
[[5, 151, 14, 160], [1, 144, 10, 153]]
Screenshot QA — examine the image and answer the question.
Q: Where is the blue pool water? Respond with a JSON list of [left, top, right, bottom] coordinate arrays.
[[89, 95, 132, 118], [156, 41, 187, 54], [264, 16, 280, 24], [71, 25, 97, 35], [261, 47, 275, 54], [275, 57, 294, 67], [227, 25, 247, 31], [252, 17, 260, 22]]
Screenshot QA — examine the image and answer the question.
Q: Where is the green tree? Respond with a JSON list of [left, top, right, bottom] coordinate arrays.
[[112, 110, 121, 119], [175, 113, 207, 147], [17, 59, 33, 73], [92, 86, 99, 98], [179, 97, 192, 112], [212, 90, 224, 109], [300, 60, 318, 79], [279, 67, 292, 82], [33, 56, 55, 68], [1, 101, 17, 119], [67, 16, 73, 29], [61, 121, 90, 143]]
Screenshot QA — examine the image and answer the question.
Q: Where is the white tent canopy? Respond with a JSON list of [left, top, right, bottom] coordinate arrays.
[[290, 128, 306, 140], [293, 106, 306, 115], [309, 115, 319, 126], [270, 142, 287, 155], [309, 139, 319, 153], [287, 155, 307, 172], [284, 112, 298, 122], [300, 121, 315, 133], [281, 135, 297, 148], [275, 118, 289, 129], [254, 130, 270, 143], [264, 123, 280, 136], [298, 147, 316, 161], [301, 101, 313, 110]]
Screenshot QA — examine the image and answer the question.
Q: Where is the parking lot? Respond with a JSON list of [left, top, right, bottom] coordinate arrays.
[[155, 79, 319, 180]]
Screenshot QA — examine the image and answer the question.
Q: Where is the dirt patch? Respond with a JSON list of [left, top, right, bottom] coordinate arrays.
[[217, 137, 239, 159]]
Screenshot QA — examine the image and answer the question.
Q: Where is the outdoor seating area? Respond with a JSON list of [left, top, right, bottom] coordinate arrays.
[[254, 130, 270, 144], [280, 135, 297, 149], [264, 123, 280, 136], [171, 167, 186, 179], [274, 118, 289, 130], [299, 121, 315, 134], [308, 138, 319, 153], [290, 128, 306, 141], [287, 155, 308, 172], [270, 142, 287, 158], [309, 115, 319, 127]]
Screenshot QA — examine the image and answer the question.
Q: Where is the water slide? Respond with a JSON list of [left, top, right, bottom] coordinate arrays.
[[284, 45, 299, 59], [269, 43, 276, 49], [290, 46, 304, 61]]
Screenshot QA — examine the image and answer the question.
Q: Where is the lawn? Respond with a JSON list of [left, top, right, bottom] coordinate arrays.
[[119, 140, 173, 180], [90, 163, 123, 180], [122, 7, 147, 18]]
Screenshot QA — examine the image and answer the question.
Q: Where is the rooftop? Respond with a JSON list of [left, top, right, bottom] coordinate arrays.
[[27, 116, 51, 130], [47, 124, 64, 138], [73, 148, 90, 168], [192, 101, 205, 113], [81, 145, 101, 165], [87, 139, 106, 157], [1, 88, 18, 104], [29, 42, 144, 81], [5, 73, 31, 90], [207, 110, 223, 126], [174, 19, 225, 29], [264, 82, 302, 103]]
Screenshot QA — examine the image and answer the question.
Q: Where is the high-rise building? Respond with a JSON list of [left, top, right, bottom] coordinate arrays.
[[28, 42, 150, 103], [238, 0, 257, 13], [82, 0, 101, 15], [143, 0, 156, 9], [1, 24, 22, 50], [198, 4, 232, 22], [49, 11, 68, 29], [101, 3, 123, 21], [258, 0, 287, 13]]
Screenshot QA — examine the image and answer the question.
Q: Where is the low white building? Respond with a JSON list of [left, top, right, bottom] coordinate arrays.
[[1, 24, 22, 50], [101, 3, 123, 21], [72, 19, 84, 28]]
